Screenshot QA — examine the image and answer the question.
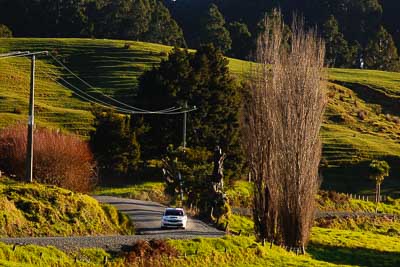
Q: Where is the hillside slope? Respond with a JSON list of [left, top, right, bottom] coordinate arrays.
[[0, 177, 133, 237], [0, 38, 399, 194]]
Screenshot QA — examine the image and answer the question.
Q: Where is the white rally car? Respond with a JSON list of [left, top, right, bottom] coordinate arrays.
[[160, 208, 187, 229]]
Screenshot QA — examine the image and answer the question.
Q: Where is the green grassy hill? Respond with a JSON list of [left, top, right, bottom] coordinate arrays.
[[0, 177, 133, 237], [0, 38, 399, 195], [0, 38, 173, 135]]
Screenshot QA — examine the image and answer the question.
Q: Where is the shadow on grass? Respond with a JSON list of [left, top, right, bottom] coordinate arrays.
[[321, 156, 400, 197], [308, 243, 400, 267], [337, 81, 400, 116]]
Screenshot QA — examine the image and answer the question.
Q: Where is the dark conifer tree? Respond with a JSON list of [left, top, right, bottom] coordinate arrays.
[[121, 0, 152, 40], [136, 47, 192, 158], [364, 26, 400, 71], [90, 109, 141, 181], [0, 24, 12, 37], [381, 0, 400, 51], [227, 21, 252, 59], [136, 45, 243, 177], [322, 15, 352, 67], [144, 1, 186, 47], [200, 4, 232, 53]]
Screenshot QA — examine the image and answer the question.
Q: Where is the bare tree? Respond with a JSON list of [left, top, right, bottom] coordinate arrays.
[[243, 10, 327, 253]]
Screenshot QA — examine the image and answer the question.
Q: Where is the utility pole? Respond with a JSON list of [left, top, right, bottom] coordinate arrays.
[[1, 51, 47, 182], [25, 55, 35, 183], [182, 101, 187, 149]]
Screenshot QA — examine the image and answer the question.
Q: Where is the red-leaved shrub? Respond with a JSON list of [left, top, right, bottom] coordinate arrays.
[[125, 240, 179, 266], [0, 124, 96, 192]]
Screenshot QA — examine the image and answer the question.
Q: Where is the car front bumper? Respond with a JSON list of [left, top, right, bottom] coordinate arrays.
[[161, 221, 186, 228]]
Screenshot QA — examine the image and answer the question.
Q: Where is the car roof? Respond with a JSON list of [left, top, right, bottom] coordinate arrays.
[[165, 207, 184, 211]]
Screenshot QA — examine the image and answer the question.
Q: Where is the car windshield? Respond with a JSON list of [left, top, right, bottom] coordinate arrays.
[[165, 210, 184, 216]]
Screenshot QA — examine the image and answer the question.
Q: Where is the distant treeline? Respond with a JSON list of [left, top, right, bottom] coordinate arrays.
[[0, 0, 399, 71], [0, 0, 186, 46], [164, 0, 400, 71]]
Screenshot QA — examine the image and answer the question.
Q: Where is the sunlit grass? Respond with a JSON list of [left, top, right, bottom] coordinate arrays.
[[93, 181, 168, 203], [0, 177, 134, 237], [0, 243, 126, 266], [165, 225, 400, 266]]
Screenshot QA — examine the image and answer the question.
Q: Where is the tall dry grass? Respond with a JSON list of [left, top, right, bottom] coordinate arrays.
[[0, 124, 96, 192], [243, 10, 327, 252]]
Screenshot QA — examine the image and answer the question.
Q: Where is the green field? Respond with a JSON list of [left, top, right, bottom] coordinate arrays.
[[0, 38, 399, 194]]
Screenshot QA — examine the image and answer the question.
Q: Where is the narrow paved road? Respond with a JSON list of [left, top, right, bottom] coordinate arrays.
[[0, 196, 224, 252], [93, 195, 224, 236]]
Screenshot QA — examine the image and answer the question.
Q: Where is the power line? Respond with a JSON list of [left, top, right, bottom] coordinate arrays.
[[37, 62, 197, 115], [48, 53, 181, 114], [1, 50, 197, 115], [3, 58, 131, 114], [0, 51, 29, 57], [37, 64, 138, 113], [0, 51, 48, 60]]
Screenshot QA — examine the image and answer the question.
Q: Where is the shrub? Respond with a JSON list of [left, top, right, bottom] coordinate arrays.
[[162, 145, 212, 201], [393, 116, 400, 124], [318, 190, 350, 207], [357, 110, 367, 120], [384, 114, 399, 124], [12, 107, 22, 114], [125, 240, 179, 265], [371, 104, 382, 115], [0, 124, 96, 192]]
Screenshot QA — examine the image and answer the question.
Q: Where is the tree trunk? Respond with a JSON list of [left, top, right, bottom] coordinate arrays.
[[378, 183, 381, 204]]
